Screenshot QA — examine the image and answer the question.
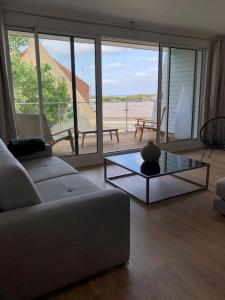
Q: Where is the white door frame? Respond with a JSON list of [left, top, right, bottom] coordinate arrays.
[[157, 43, 208, 149]]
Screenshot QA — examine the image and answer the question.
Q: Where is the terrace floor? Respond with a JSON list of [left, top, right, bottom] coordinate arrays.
[[53, 130, 171, 156]]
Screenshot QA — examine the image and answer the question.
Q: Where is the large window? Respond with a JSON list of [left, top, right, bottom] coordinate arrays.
[[7, 29, 206, 158]]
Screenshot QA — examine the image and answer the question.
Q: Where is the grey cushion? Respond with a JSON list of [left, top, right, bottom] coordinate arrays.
[[22, 156, 78, 183], [0, 139, 42, 211], [216, 177, 225, 199], [18, 144, 52, 161], [35, 174, 100, 202]]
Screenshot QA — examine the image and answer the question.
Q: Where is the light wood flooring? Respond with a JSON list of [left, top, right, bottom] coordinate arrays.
[[42, 149, 225, 300]]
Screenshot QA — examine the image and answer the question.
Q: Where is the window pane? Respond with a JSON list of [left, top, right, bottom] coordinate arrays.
[[160, 47, 169, 143], [74, 38, 97, 154], [38, 34, 74, 156], [168, 48, 196, 141], [194, 50, 203, 138], [8, 30, 41, 138], [102, 41, 159, 153]]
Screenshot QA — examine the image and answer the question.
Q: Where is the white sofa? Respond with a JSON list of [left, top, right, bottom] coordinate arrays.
[[0, 139, 130, 300]]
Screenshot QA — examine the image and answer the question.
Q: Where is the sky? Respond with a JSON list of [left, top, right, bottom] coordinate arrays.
[[40, 39, 159, 96]]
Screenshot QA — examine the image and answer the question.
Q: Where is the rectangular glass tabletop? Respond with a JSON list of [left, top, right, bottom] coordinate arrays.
[[105, 151, 208, 178]]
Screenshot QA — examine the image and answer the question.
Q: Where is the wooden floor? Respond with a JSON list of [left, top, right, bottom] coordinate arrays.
[[42, 149, 225, 300]]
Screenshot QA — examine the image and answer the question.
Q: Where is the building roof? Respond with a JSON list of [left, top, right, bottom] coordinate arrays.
[[52, 57, 90, 102], [21, 41, 90, 102]]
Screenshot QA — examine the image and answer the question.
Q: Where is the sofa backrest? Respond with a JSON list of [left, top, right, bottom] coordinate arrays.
[[0, 139, 42, 212]]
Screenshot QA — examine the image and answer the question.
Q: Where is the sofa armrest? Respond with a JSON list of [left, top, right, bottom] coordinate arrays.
[[0, 189, 130, 300], [18, 144, 52, 162]]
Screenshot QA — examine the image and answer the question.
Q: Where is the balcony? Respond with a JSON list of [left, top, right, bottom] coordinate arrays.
[[15, 98, 166, 156]]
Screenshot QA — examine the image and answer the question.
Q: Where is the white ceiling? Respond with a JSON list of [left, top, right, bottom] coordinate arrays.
[[1, 0, 225, 38]]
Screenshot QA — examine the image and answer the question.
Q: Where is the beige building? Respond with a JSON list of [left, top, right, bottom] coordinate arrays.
[[21, 39, 96, 131]]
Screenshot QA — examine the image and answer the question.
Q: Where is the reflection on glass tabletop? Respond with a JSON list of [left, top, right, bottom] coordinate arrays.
[[105, 151, 208, 178]]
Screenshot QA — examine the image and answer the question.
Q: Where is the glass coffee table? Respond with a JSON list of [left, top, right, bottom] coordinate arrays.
[[104, 151, 210, 205]]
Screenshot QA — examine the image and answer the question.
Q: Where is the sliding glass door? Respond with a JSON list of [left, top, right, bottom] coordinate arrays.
[[38, 34, 75, 155], [101, 41, 159, 153], [158, 45, 204, 144], [7, 30, 99, 157], [7, 29, 206, 160]]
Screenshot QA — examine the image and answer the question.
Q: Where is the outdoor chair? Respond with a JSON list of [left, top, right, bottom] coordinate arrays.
[[134, 103, 166, 142], [16, 113, 75, 152]]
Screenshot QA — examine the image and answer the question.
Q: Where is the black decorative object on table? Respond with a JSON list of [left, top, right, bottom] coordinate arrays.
[[141, 141, 161, 162], [140, 161, 161, 176], [8, 138, 46, 157]]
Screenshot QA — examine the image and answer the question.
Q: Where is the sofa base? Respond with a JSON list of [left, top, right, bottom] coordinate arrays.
[[214, 196, 225, 215], [0, 190, 130, 300]]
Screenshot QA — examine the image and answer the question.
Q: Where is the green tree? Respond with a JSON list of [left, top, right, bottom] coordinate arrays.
[[9, 35, 71, 128]]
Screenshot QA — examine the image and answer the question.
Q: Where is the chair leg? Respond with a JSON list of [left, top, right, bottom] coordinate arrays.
[[139, 128, 144, 142], [134, 126, 138, 137], [116, 130, 119, 143], [109, 131, 113, 140], [68, 129, 75, 152], [82, 134, 85, 148], [208, 148, 214, 158], [201, 149, 207, 161]]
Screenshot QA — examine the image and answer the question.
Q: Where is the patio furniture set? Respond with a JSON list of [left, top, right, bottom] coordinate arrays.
[[16, 108, 162, 150]]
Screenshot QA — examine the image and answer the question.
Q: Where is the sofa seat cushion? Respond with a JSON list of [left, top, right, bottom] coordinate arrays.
[[0, 139, 42, 211], [35, 174, 100, 202], [216, 177, 225, 199], [21, 156, 78, 183]]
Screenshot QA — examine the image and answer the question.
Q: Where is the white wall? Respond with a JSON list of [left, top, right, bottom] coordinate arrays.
[[3, 11, 212, 49]]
